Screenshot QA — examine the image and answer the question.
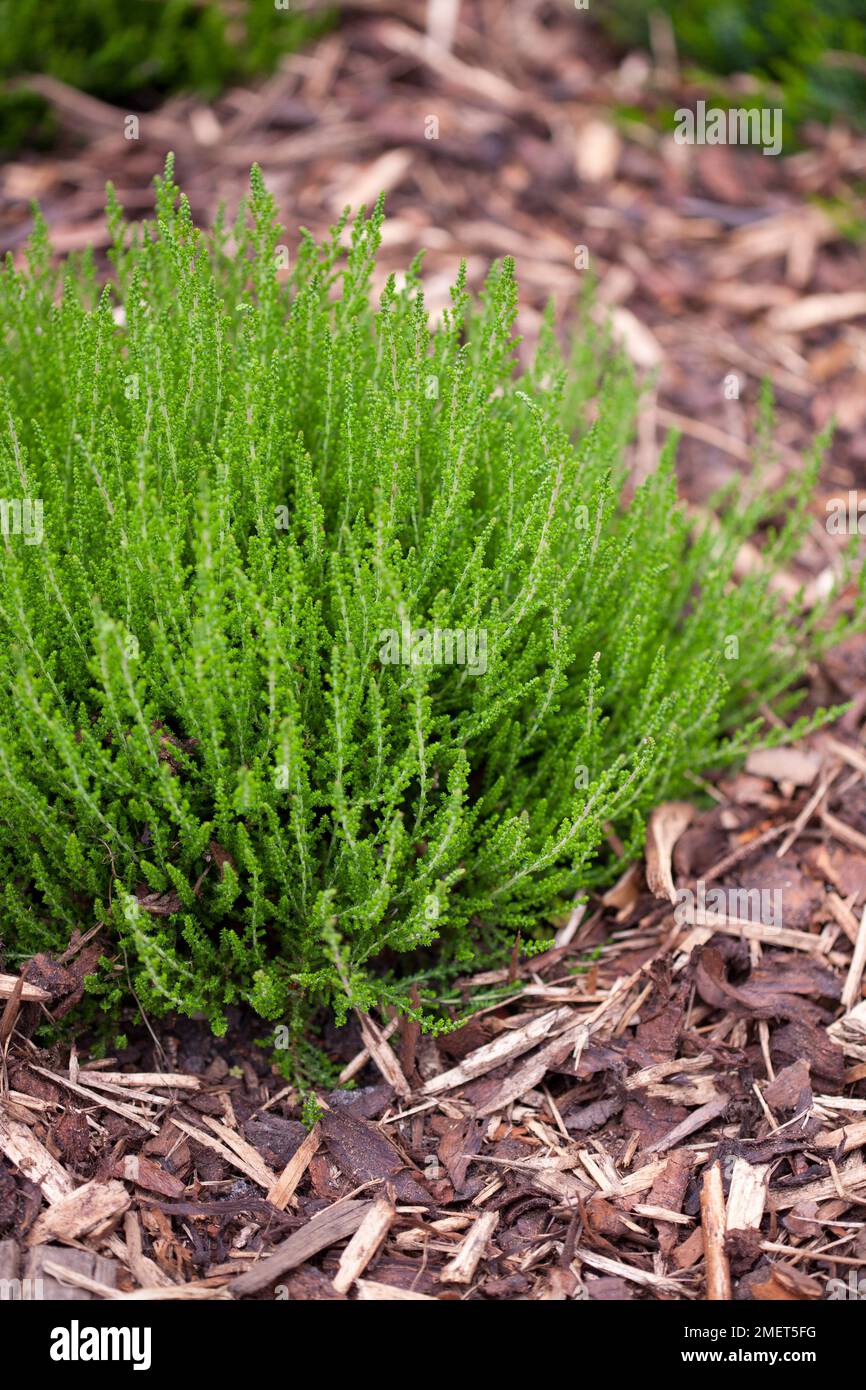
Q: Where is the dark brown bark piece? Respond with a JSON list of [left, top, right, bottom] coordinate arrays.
[[319, 1110, 432, 1205], [771, 1020, 846, 1089], [763, 1058, 812, 1113]]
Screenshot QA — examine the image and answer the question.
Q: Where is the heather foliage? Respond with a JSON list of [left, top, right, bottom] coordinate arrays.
[[0, 162, 856, 1038]]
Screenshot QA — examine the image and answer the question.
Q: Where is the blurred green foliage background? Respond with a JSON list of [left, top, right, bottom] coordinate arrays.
[[0, 0, 331, 149], [601, 0, 866, 127]]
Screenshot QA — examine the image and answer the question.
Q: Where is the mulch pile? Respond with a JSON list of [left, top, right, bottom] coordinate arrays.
[[1, 0, 866, 1302]]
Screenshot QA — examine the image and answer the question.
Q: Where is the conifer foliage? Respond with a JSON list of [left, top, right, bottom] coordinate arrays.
[[0, 162, 856, 1037]]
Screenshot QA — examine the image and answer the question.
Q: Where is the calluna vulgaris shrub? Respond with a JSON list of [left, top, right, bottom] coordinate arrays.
[[0, 161, 859, 1047]]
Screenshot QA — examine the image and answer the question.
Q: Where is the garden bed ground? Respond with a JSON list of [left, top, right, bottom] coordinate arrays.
[[1, 0, 866, 1302], [2, 720, 866, 1302]]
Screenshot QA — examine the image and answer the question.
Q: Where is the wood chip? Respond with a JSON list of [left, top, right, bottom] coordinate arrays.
[[421, 1006, 574, 1095], [78, 1071, 200, 1090], [645, 801, 695, 902], [27, 1246, 118, 1301], [229, 1199, 374, 1297], [332, 1195, 395, 1293], [122, 1210, 175, 1290], [0, 1109, 75, 1203], [356, 1279, 435, 1300], [575, 118, 621, 183], [574, 1247, 684, 1295], [768, 1155, 866, 1210], [266, 1123, 321, 1210], [700, 1161, 731, 1300], [0, 975, 23, 1046], [841, 905, 866, 1012], [355, 1010, 411, 1099], [751, 1262, 823, 1300], [767, 292, 866, 333], [338, 1016, 400, 1085], [30, 1066, 159, 1134], [745, 747, 820, 786], [440, 1210, 499, 1284], [171, 1115, 276, 1191], [0, 1239, 19, 1285], [609, 306, 663, 370], [726, 1158, 769, 1231], [647, 1096, 729, 1154], [27, 1180, 130, 1247], [822, 808, 866, 856], [0, 973, 50, 1002], [475, 1018, 587, 1117]]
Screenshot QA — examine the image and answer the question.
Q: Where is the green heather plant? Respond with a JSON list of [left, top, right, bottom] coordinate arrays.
[[0, 161, 859, 1047]]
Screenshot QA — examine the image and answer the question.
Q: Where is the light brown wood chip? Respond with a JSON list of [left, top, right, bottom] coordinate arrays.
[[441, 1210, 499, 1284], [28, 1246, 118, 1301], [645, 801, 695, 903], [841, 905, 866, 1013], [574, 1247, 684, 1295], [30, 1066, 159, 1135], [356, 1279, 435, 1301], [355, 1010, 411, 1099], [171, 1115, 276, 1191], [78, 1071, 200, 1090], [726, 1159, 769, 1231], [266, 1123, 321, 1210], [768, 1155, 866, 1210], [0, 1109, 76, 1204], [422, 1006, 574, 1095], [123, 1210, 175, 1290], [767, 291, 866, 333], [701, 1161, 732, 1300], [0, 973, 50, 1002], [332, 1196, 395, 1294], [27, 1179, 130, 1247]]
